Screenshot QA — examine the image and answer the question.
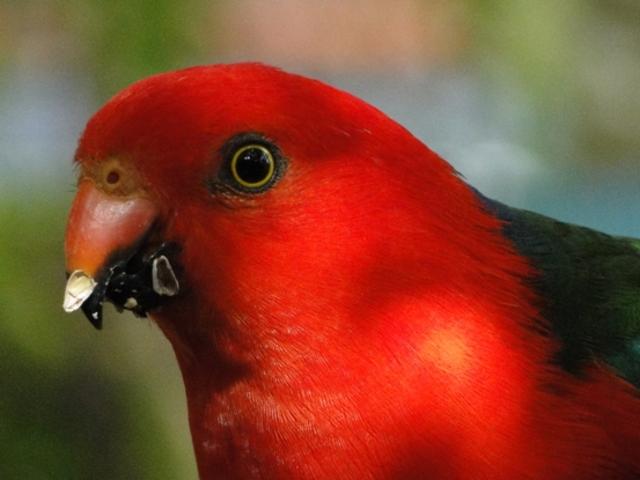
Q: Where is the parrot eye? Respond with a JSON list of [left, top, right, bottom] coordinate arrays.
[[213, 133, 285, 194], [230, 145, 275, 189]]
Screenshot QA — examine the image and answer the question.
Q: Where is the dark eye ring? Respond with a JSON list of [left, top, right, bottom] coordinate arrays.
[[229, 144, 275, 189]]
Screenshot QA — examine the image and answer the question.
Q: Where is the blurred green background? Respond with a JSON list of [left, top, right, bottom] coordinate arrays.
[[1, 1, 639, 478]]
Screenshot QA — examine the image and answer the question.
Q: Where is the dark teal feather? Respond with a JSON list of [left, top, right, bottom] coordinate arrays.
[[480, 194, 640, 388]]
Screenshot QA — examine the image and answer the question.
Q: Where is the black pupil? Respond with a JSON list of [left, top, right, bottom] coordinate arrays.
[[236, 147, 271, 184]]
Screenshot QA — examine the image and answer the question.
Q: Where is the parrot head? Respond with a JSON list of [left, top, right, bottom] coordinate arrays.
[[64, 63, 502, 341]]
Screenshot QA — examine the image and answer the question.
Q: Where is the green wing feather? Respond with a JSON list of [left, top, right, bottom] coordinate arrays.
[[481, 195, 640, 388]]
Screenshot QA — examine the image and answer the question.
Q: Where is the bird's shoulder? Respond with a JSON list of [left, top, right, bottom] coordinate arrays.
[[480, 194, 640, 388]]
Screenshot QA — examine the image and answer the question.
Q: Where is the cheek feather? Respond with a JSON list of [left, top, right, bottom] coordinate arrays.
[[420, 326, 472, 379]]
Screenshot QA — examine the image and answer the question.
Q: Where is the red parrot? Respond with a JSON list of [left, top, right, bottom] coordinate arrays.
[[63, 64, 640, 479]]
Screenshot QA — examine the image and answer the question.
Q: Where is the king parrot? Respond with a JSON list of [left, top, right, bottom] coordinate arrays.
[[63, 64, 640, 479]]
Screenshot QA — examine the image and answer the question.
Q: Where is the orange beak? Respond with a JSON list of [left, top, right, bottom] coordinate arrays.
[[63, 180, 178, 328]]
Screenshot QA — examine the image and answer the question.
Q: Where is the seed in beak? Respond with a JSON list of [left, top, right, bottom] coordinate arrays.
[[63, 270, 98, 313], [151, 255, 179, 297], [124, 297, 139, 310]]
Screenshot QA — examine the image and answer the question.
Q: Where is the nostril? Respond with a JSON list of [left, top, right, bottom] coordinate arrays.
[[106, 170, 120, 185]]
